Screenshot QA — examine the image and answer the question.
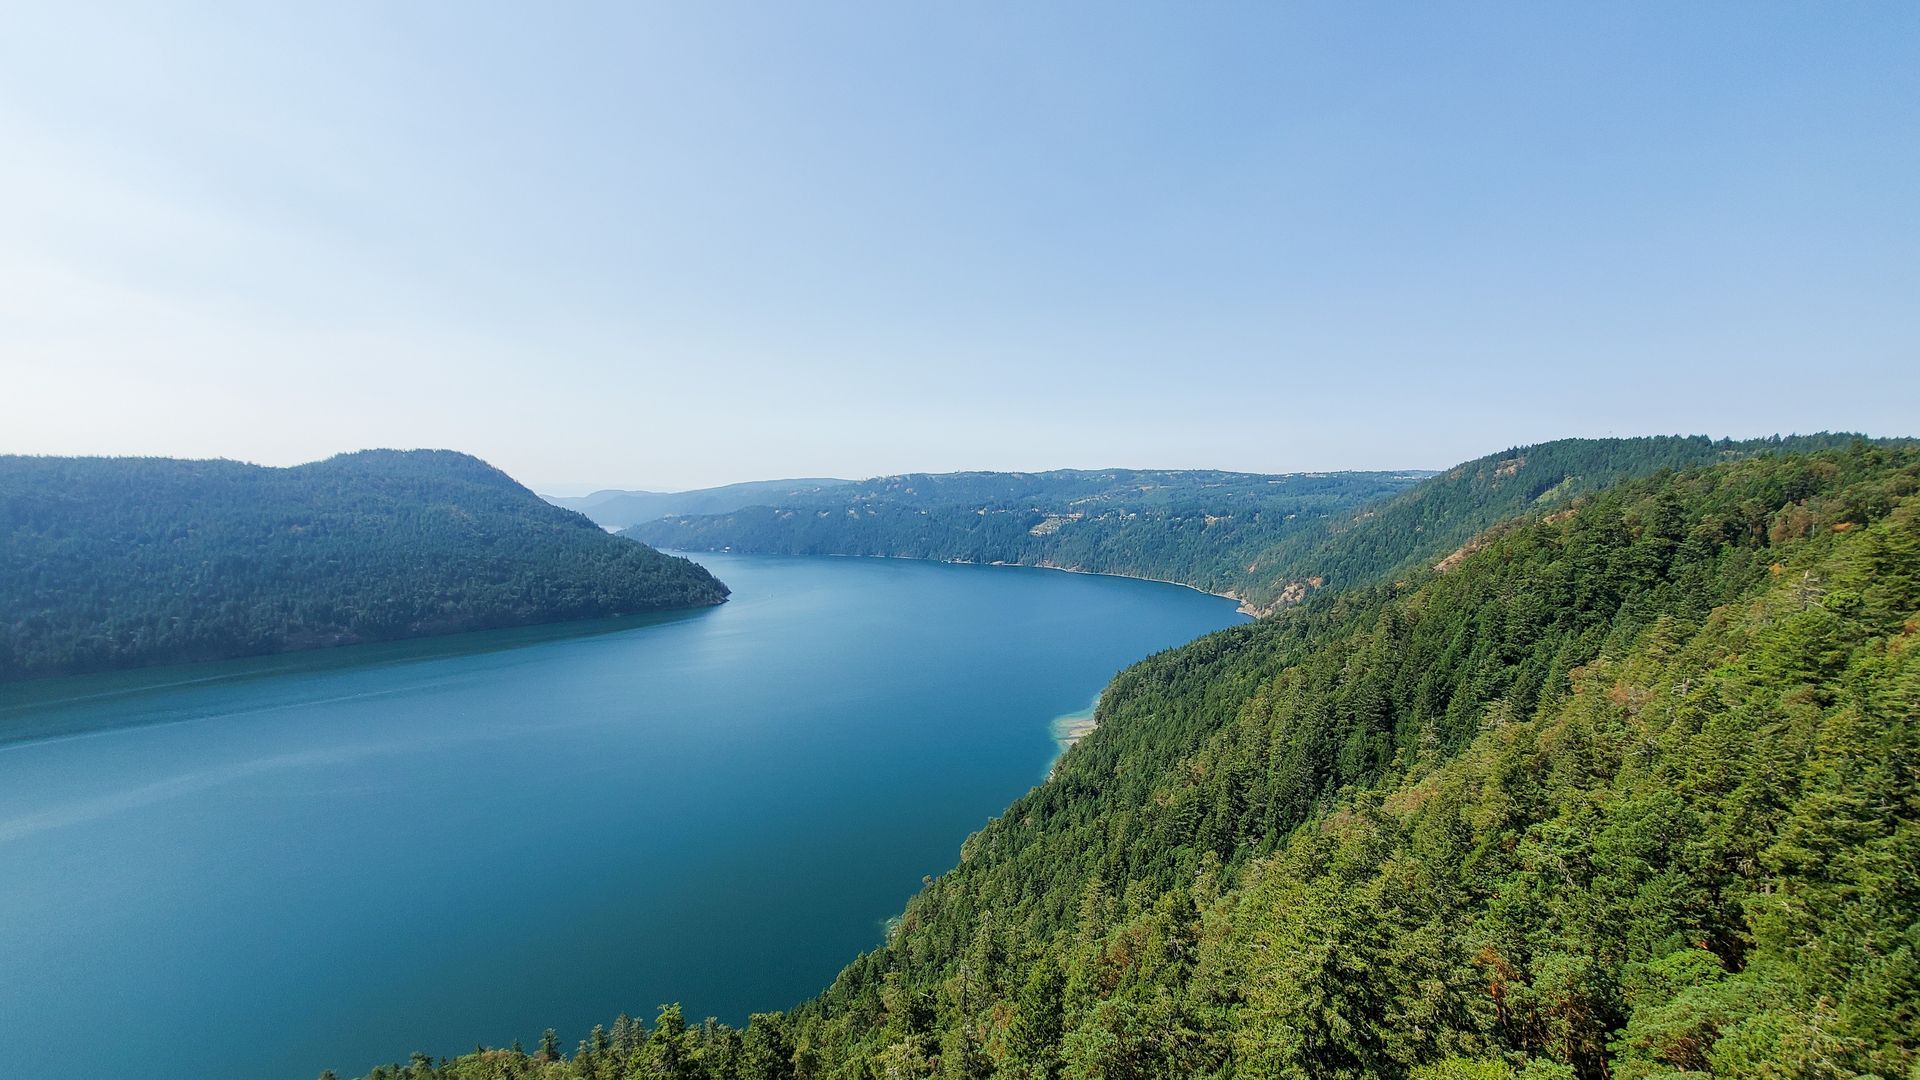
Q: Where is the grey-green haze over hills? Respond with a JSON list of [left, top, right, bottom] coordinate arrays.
[[544, 479, 857, 530]]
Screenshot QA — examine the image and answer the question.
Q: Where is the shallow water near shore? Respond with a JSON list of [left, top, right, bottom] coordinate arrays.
[[0, 552, 1243, 1080], [1047, 695, 1102, 767]]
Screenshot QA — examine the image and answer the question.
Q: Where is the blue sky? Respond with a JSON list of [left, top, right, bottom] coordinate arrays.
[[2, 3, 1914, 492]]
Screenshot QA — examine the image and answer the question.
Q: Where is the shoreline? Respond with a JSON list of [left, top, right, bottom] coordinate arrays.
[[666, 547, 1256, 775], [990, 559, 1259, 617], [1047, 693, 1103, 778], [683, 548, 1261, 617]]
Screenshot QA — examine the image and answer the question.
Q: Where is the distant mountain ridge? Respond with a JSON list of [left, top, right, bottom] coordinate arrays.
[[544, 478, 855, 529], [0, 449, 728, 680], [628, 436, 1894, 610], [627, 467, 1432, 609]]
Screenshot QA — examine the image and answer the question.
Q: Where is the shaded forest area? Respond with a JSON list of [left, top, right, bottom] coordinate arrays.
[[0, 450, 727, 680]]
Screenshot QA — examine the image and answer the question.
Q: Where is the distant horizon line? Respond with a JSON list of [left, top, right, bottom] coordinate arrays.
[[533, 465, 1457, 500], [6, 427, 1906, 498]]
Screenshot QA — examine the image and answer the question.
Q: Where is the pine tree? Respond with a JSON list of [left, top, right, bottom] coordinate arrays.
[[1006, 960, 1066, 1079]]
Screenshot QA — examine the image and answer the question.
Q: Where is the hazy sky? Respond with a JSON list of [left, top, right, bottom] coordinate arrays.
[[2, 3, 1914, 492]]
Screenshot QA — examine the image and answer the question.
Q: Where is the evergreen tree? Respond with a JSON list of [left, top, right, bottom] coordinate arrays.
[[739, 1013, 796, 1080], [1006, 961, 1066, 1079]]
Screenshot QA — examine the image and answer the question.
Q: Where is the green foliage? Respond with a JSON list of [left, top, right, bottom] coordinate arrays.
[[1239, 433, 1885, 607], [0, 450, 728, 679], [1005, 961, 1065, 1080], [349, 442, 1919, 1079], [627, 467, 1426, 608], [628, 437, 1887, 612]]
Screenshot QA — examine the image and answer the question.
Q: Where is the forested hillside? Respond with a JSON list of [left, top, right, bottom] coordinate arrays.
[[0, 451, 728, 680], [354, 442, 1919, 1079], [629, 436, 1876, 612], [1244, 434, 1882, 610], [628, 468, 1427, 608]]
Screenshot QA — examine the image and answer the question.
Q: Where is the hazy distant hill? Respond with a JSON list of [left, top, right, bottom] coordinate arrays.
[[627, 468, 1431, 606], [0, 450, 728, 680], [544, 478, 854, 529]]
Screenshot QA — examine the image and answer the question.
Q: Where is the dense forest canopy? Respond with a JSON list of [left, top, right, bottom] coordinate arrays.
[[629, 436, 1884, 611], [349, 441, 1919, 1079], [0, 450, 728, 681]]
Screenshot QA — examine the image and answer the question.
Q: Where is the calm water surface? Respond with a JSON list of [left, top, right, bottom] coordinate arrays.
[[0, 553, 1243, 1079]]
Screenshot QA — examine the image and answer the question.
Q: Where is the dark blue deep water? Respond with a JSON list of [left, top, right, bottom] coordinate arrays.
[[0, 553, 1243, 1080]]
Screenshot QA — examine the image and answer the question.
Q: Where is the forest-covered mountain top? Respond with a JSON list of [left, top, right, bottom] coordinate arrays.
[[350, 439, 1920, 1079], [5, 449, 540, 512], [0, 450, 728, 681], [305, 448, 540, 490]]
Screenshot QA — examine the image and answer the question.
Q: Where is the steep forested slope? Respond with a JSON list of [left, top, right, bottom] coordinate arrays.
[[627, 468, 1427, 606], [629, 436, 1877, 612], [1240, 433, 1881, 610], [0, 450, 728, 680], [354, 442, 1918, 1079]]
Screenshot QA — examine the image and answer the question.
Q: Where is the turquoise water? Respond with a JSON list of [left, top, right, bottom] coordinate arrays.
[[0, 553, 1243, 1080]]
